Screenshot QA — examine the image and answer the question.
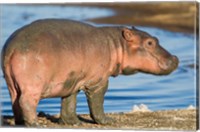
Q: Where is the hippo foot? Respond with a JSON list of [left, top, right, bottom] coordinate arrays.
[[59, 117, 82, 126], [94, 116, 115, 125], [25, 121, 41, 128], [15, 120, 25, 126]]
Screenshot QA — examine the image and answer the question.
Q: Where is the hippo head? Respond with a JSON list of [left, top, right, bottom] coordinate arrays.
[[121, 27, 179, 75]]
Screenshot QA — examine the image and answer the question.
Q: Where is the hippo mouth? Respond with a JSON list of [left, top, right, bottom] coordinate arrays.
[[149, 51, 179, 75], [157, 56, 179, 75], [158, 61, 170, 70]]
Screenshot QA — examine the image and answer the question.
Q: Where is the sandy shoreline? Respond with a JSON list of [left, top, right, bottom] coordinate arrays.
[[2, 109, 197, 130], [66, 2, 197, 34]]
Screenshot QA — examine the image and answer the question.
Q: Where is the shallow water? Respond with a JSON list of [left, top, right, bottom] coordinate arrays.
[[0, 4, 196, 115]]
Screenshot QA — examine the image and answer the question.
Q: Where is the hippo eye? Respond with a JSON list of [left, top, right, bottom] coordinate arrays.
[[145, 40, 156, 49], [148, 41, 152, 46], [147, 41, 154, 47]]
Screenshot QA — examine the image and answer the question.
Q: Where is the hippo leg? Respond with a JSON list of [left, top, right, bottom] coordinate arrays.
[[18, 92, 40, 127], [13, 98, 24, 125], [4, 69, 24, 125], [60, 92, 81, 125], [85, 81, 114, 125]]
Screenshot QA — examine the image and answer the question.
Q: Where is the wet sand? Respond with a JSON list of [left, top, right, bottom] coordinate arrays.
[[2, 109, 197, 130]]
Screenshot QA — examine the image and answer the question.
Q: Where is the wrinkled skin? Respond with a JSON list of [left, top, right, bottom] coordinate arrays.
[[1, 19, 178, 127]]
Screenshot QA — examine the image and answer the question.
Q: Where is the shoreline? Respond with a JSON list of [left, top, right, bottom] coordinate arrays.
[[2, 109, 197, 130], [66, 2, 197, 34]]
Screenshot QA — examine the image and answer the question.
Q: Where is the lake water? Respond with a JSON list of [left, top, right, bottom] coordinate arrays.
[[0, 4, 196, 115]]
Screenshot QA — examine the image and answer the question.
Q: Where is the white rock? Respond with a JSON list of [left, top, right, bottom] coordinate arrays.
[[131, 104, 152, 112], [133, 105, 140, 112], [187, 105, 195, 110]]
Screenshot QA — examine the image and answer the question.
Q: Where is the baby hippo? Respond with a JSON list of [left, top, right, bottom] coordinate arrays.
[[1, 19, 178, 127]]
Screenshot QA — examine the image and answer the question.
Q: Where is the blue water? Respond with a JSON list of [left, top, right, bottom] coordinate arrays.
[[0, 4, 196, 115]]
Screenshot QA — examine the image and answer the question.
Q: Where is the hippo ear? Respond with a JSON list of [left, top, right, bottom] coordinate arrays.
[[122, 28, 134, 42]]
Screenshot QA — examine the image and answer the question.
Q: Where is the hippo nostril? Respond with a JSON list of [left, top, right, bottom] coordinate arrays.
[[171, 56, 179, 67], [172, 56, 179, 63]]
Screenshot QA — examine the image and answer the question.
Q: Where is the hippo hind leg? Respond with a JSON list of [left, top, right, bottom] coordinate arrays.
[[18, 92, 40, 127], [3, 67, 24, 125], [8, 81, 40, 127], [85, 81, 115, 125], [13, 82, 41, 127], [4, 76, 24, 125], [59, 92, 81, 125], [13, 96, 24, 125]]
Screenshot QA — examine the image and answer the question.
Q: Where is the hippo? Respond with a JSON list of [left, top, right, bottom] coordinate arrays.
[[1, 19, 178, 127]]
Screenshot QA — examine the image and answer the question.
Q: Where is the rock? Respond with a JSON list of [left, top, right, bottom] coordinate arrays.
[[131, 104, 152, 113], [187, 105, 195, 110], [38, 111, 46, 117]]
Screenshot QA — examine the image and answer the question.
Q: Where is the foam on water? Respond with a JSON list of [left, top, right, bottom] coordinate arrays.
[[0, 5, 196, 115]]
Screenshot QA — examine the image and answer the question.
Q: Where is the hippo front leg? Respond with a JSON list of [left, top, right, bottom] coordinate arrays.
[[85, 81, 114, 125], [60, 92, 81, 125]]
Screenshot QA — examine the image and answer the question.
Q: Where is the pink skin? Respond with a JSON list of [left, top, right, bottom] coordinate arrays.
[[121, 28, 178, 75], [2, 19, 178, 126], [6, 47, 111, 126]]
